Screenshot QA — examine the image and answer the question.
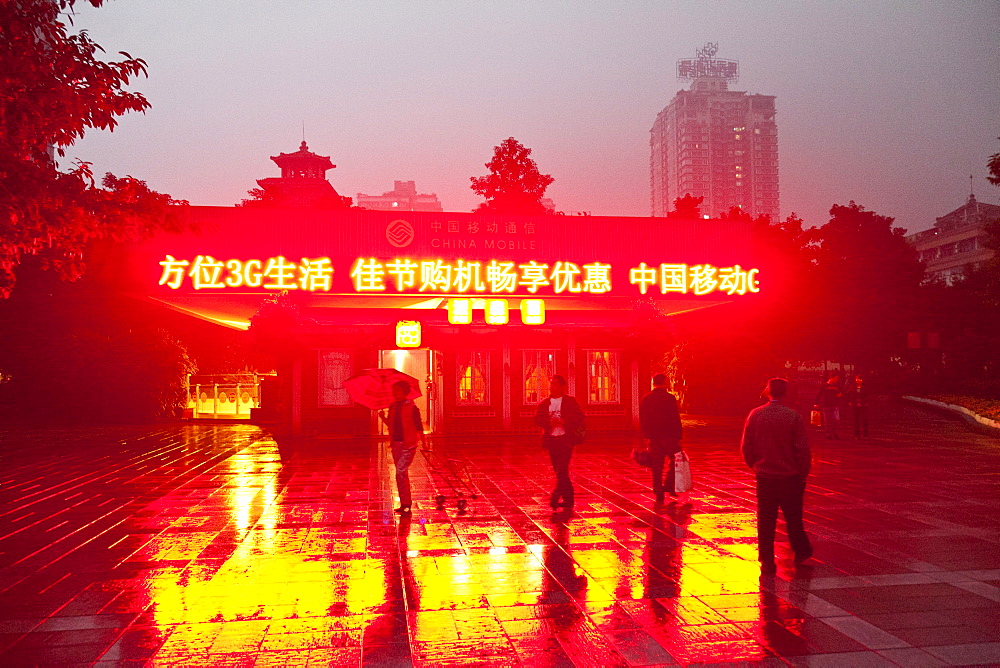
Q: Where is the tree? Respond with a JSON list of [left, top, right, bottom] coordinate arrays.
[[239, 187, 353, 209], [239, 187, 277, 207], [249, 291, 308, 370], [0, 261, 195, 423], [988, 137, 1000, 186], [923, 152, 1000, 391], [470, 137, 553, 215], [666, 194, 704, 219], [808, 202, 924, 367], [671, 208, 818, 413], [0, 0, 185, 297]]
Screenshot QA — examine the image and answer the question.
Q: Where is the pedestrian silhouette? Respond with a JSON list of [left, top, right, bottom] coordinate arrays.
[[741, 378, 813, 573], [534, 375, 585, 516]]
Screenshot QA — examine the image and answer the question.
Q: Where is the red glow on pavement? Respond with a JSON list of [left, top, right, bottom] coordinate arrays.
[[3, 411, 1000, 665]]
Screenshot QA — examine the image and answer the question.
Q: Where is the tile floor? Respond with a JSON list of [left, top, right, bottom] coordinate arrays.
[[0, 402, 998, 666]]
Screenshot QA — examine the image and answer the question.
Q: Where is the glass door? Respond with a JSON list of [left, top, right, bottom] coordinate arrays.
[[377, 349, 436, 434]]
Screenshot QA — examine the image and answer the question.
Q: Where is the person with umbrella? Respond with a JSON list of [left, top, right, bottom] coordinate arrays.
[[343, 369, 424, 515], [379, 380, 424, 514]]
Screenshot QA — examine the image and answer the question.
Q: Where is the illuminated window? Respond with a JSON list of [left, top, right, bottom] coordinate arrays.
[[520, 299, 545, 324], [318, 350, 353, 406], [484, 299, 508, 325], [456, 351, 490, 405], [523, 350, 557, 404], [587, 351, 620, 404], [448, 298, 472, 324]]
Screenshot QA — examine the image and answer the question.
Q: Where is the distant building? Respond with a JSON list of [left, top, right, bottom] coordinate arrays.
[[247, 141, 351, 208], [540, 198, 555, 214], [650, 44, 779, 220], [907, 194, 1000, 285], [356, 181, 442, 212]]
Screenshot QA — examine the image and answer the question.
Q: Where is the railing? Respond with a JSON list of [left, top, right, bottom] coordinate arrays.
[[184, 374, 273, 420]]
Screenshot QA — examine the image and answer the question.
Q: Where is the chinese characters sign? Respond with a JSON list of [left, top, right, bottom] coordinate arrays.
[[627, 263, 759, 296], [158, 255, 759, 297], [159, 255, 333, 291], [395, 321, 421, 348], [349, 258, 613, 294]]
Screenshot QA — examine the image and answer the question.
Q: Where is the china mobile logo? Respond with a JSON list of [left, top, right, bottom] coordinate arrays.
[[386, 219, 415, 248]]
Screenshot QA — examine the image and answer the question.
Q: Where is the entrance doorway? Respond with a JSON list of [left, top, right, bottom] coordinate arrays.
[[377, 349, 440, 434]]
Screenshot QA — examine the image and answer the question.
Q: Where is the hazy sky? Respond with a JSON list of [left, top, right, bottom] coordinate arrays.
[[69, 1, 1000, 232]]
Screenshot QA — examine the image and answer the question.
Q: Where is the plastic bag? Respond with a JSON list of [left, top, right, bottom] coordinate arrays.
[[673, 452, 693, 493]]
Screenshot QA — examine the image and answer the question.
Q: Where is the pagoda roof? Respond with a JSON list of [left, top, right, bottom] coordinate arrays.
[[270, 141, 335, 171]]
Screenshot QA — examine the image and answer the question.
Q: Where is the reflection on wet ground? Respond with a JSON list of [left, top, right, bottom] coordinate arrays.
[[1, 404, 999, 666]]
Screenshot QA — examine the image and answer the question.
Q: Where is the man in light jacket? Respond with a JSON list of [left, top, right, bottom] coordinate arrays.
[[741, 378, 812, 572]]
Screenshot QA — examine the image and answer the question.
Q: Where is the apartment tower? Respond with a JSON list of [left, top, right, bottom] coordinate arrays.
[[650, 44, 779, 219]]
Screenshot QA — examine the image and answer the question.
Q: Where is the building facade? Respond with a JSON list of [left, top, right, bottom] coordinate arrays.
[[357, 181, 443, 212], [137, 208, 761, 437], [650, 47, 778, 220], [907, 194, 1000, 285]]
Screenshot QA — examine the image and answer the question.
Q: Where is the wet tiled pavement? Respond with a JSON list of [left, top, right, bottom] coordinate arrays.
[[1, 402, 999, 666]]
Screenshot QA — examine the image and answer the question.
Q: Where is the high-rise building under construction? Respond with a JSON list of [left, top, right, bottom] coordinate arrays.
[[650, 44, 779, 219]]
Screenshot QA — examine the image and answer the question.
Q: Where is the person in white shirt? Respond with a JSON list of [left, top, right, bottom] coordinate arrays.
[[534, 375, 586, 515]]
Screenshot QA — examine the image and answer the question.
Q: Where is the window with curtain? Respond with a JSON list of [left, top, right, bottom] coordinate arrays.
[[318, 350, 353, 406], [587, 351, 620, 404], [456, 351, 490, 405], [522, 350, 557, 404]]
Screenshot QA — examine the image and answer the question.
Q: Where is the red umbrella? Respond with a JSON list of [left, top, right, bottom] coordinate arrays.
[[342, 368, 421, 410]]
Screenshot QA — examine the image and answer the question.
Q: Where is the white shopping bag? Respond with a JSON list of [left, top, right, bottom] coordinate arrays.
[[673, 452, 693, 493]]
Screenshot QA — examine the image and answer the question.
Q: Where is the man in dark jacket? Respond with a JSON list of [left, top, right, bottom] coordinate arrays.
[[534, 375, 585, 514], [845, 375, 870, 439], [378, 381, 424, 514], [741, 378, 812, 572], [640, 373, 683, 504]]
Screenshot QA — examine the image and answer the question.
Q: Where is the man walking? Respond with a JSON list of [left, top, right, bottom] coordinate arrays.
[[534, 375, 585, 515], [741, 378, 812, 572], [846, 375, 870, 439], [639, 373, 683, 504]]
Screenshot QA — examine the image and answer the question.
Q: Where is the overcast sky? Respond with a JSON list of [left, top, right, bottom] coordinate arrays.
[[68, 1, 1000, 232]]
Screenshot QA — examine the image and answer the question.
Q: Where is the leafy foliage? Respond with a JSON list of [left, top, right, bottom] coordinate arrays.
[[0, 264, 195, 423], [238, 186, 353, 210], [807, 202, 924, 366], [249, 292, 310, 369], [667, 194, 704, 219], [471, 138, 553, 215], [0, 0, 186, 297], [927, 395, 1000, 420], [917, 210, 1000, 392], [989, 137, 1000, 186], [623, 296, 677, 361]]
